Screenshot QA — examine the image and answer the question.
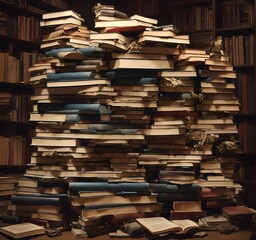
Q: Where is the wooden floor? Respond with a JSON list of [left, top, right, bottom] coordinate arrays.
[[0, 230, 253, 240]]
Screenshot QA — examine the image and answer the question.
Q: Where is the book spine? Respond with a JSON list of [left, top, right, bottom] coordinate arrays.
[[69, 182, 149, 193], [37, 103, 111, 114], [47, 72, 95, 80], [11, 195, 62, 206]]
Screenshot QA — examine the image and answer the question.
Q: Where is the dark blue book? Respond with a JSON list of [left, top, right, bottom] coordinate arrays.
[[11, 195, 63, 206], [104, 70, 159, 79], [149, 183, 200, 193], [45, 48, 75, 57], [111, 77, 158, 86], [69, 182, 149, 193], [47, 72, 95, 81], [37, 103, 112, 114], [78, 46, 104, 57]]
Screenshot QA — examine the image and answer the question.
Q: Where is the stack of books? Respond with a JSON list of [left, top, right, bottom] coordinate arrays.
[[40, 10, 90, 50], [94, 4, 156, 33], [68, 182, 162, 231], [195, 51, 241, 210]]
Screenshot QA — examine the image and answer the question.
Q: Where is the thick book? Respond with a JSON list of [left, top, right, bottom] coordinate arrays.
[[69, 182, 149, 193], [37, 103, 112, 114], [95, 19, 153, 28], [11, 195, 62, 206], [40, 17, 83, 27], [81, 203, 162, 219], [136, 217, 199, 235], [70, 194, 157, 207], [0, 222, 45, 239], [47, 71, 95, 80], [42, 10, 84, 21], [110, 59, 174, 70]]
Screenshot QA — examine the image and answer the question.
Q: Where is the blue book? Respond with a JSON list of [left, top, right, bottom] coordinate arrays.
[[11, 195, 63, 206], [45, 48, 75, 57], [149, 183, 199, 193], [78, 46, 104, 57], [47, 72, 95, 81], [37, 103, 112, 114], [69, 182, 149, 193]]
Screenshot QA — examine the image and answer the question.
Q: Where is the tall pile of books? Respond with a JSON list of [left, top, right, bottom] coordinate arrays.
[[195, 41, 242, 211], [3, 5, 244, 234]]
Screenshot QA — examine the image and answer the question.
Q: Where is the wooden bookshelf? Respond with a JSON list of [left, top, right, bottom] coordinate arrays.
[[0, 0, 67, 168]]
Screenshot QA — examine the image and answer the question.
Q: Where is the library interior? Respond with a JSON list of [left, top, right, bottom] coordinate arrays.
[[0, 0, 255, 239]]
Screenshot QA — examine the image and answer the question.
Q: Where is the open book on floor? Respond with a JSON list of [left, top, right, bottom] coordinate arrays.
[[136, 217, 199, 235]]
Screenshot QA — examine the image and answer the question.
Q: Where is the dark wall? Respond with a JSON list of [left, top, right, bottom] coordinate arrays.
[[67, 0, 139, 30]]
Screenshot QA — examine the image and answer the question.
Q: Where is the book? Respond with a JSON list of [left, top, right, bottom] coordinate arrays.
[[110, 59, 174, 70], [129, 14, 158, 25], [40, 17, 83, 27], [173, 201, 202, 213], [222, 205, 256, 219], [37, 103, 112, 114], [81, 203, 162, 219], [69, 182, 149, 193], [95, 19, 153, 28], [42, 10, 84, 21], [90, 32, 131, 44], [70, 195, 157, 207], [0, 222, 45, 239], [138, 36, 190, 45], [136, 217, 199, 235]]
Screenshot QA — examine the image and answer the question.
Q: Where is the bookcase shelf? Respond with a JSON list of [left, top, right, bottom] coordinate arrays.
[[216, 26, 254, 34], [0, 82, 34, 95], [0, 120, 31, 137], [0, 35, 40, 49], [0, 0, 67, 169]]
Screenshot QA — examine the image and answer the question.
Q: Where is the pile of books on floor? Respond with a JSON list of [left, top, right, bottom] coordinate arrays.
[[1, 5, 245, 237]]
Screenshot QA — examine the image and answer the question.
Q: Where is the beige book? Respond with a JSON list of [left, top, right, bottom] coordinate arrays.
[[95, 19, 152, 28], [31, 138, 80, 147], [82, 203, 162, 219], [129, 14, 158, 25], [90, 32, 130, 44], [159, 70, 197, 77], [35, 132, 145, 140], [173, 201, 202, 212], [70, 195, 157, 207], [42, 10, 84, 21], [40, 17, 82, 27], [110, 59, 174, 70], [138, 35, 190, 45], [0, 222, 45, 239], [111, 52, 168, 60]]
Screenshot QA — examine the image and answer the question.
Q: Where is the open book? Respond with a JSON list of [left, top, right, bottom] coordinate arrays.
[[136, 217, 199, 235]]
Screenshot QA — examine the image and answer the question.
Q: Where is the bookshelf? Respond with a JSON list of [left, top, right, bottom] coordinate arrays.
[[0, 0, 67, 168]]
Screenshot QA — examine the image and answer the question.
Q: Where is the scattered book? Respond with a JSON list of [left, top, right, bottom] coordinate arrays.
[[0, 222, 45, 239]]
